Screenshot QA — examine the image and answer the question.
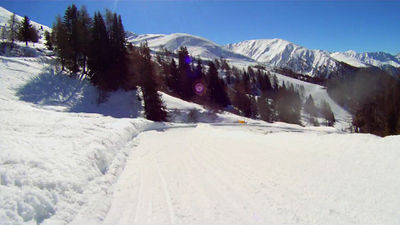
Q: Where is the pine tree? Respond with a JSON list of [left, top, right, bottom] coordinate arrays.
[[7, 13, 18, 47], [304, 94, 318, 117], [44, 31, 53, 50], [139, 43, 168, 121], [88, 12, 109, 88], [106, 12, 127, 88], [206, 61, 230, 109], [63, 4, 79, 72], [166, 58, 180, 94], [77, 6, 92, 74], [1, 25, 7, 41], [321, 100, 335, 126], [231, 82, 253, 117], [29, 25, 39, 45], [18, 16, 32, 46], [177, 46, 194, 100], [194, 58, 204, 81], [257, 70, 272, 93], [257, 93, 272, 122], [52, 15, 69, 70], [275, 85, 302, 125]]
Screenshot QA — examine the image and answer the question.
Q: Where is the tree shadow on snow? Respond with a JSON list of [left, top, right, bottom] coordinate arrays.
[[16, 66, 142, 118]]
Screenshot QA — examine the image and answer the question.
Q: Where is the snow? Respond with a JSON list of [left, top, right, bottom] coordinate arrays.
[[0, 55, 158, 224], [76, 125, 400, 225]]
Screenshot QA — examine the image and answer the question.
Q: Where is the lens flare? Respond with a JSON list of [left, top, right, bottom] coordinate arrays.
[[193, 81, 205, 96], [185, 56, 192, 64]]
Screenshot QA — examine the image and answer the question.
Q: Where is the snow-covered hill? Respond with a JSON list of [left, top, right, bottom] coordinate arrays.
[[225, 39, 347, 78], [0, 6, 50, 31], [0, 6, 51, 47], [128, 33, 255, 63]]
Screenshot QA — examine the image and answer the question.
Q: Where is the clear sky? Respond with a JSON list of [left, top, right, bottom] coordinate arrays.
[[1, 0, 399, 54]]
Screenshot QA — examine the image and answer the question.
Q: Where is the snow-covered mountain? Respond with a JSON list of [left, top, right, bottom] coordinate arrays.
[[128, 33, 255, 63], [225, 39, 346, 78], [331, 50, 400, 69]]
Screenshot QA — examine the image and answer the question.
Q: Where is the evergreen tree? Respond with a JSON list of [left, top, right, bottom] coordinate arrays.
[[231, 82, 253, 117], [257, 70, 272, 93], [166, 58, 180, 94], [177, 46, 194, 100], [88, 12, 109, 88], [52, 15, 69, 70], [106, 11, 127, 88], [194, 58, 204, 81], [138, 43, 168, 121], [321, 100, 335, 126], [206, 61, 230, 109], [7, 13, 18, 46], [1, 25, 8, 41], [275, 85, 302, 125], [29, 25, 39, 45], [304, 94, 318, 117], [257, 93, 272, 122], [77, 6, 92, 74], [44, 30, 53, 50], [18, 16, 32, 46], [63, 4, 80, 72], [241, 70, 251, 94]]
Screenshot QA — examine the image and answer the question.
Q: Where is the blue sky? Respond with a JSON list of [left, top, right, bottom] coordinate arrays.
[[1, 0, 399, 54]]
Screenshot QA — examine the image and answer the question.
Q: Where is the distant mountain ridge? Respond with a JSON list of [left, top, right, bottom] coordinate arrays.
[[128, 33, 255, 63], [331, 50, 400, 69], [226, 39, 400, 78], [225, 39, 345, 78]]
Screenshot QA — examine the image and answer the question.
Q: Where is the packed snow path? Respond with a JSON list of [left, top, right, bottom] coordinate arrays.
[[84, 125, 400, 225]]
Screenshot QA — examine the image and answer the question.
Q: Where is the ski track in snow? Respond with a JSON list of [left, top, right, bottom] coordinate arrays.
[[94, 125, 400, 225]]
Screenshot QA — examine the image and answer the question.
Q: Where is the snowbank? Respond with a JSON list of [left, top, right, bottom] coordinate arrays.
[[0, 55, 157, 224]]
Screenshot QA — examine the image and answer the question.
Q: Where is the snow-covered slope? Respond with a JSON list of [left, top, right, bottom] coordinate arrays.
[[226, 39, 345, 78], [0, 6, 51, 32], [330, 50, 369, 68], [128, 33, 255, 63], [331, 50, 400, 68], [1, 36, 398, 225], [76, 125, 400, 225]]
